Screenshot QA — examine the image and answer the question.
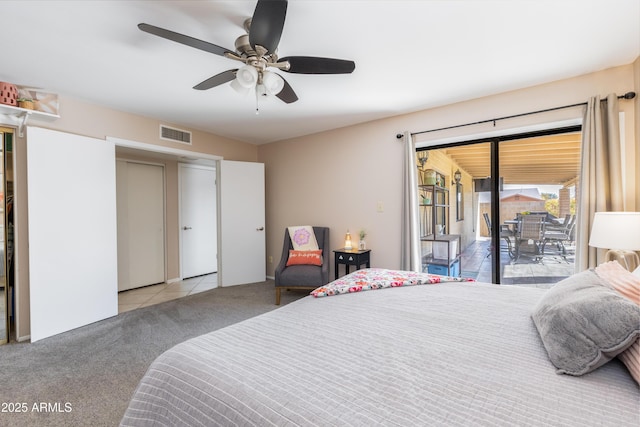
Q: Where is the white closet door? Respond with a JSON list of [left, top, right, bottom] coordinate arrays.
[[219, 160, 265, 286], [27, 127, 117, 342], [179, 164, 217, 279], [116, 161, 165, 291]]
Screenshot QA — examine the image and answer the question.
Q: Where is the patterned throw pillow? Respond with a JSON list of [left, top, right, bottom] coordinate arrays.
[[287, 226, 319, 251], [286, 250, 323, 266]]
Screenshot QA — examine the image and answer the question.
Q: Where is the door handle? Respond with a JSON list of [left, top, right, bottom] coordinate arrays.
[[182, 226, 192, 230], [256, 227, 264, 231]]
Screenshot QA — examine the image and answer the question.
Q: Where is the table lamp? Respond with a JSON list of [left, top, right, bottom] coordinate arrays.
[[344, 230, 353, 250], [588, 212, 640, 271]]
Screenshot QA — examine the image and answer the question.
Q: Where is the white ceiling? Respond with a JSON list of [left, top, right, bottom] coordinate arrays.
[[1, 1, 638, 145]]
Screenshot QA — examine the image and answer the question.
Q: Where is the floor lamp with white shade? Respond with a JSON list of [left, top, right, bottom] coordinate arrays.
[[588, 212, 640, 271]]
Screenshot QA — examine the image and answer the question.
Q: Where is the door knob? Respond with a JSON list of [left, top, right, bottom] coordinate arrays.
[[182, 226, 192, 230], [256, 227, 264, 231]]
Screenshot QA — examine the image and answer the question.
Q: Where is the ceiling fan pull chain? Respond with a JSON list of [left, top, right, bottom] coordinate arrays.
[[255, 87, 260, 115]]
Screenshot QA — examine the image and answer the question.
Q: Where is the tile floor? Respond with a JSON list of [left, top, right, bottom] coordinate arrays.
[[118, 273, 218, 314]]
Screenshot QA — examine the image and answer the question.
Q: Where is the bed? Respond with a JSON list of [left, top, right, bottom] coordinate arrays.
[[121, 267, 640, 426]]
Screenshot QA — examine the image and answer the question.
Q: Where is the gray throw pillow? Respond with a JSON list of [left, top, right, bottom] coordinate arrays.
[[531, 269, 640, 376]]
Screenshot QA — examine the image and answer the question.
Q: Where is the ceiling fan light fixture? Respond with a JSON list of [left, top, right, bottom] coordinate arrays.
[[262, 71, 284, 95], [230, 78, 251, 94], [138, 0, 356, 107], [235, 65, 258, 88], [256, 83, 268, 97]]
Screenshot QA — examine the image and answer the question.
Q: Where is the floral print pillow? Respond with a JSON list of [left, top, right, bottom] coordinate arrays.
[[311, 268, 474, 298]]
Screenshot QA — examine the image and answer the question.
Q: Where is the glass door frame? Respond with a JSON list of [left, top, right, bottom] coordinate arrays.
[[0, 127, 12, 344], [420, 124, 581, 284]]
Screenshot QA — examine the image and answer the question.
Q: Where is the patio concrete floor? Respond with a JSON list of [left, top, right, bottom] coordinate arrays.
[[459, 238, 574, 286]]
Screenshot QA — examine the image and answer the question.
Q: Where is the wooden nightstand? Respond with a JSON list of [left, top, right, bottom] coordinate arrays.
[[333, 248, 371, 279]]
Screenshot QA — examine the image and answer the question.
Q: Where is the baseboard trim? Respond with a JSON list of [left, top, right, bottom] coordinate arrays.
[[166, 277, 181, 284], [17, 334, 30, 343], [266, 275, 274, 280]]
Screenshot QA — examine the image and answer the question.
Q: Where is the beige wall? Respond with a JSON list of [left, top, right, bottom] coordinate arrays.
[[259, 121, 405, 277], [43, 96, 259, 162], [258, 61, 639, 278], [8, 95, 259, 340]]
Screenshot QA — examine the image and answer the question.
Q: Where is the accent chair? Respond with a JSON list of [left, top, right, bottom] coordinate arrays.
[[274, 226, 330, 305]]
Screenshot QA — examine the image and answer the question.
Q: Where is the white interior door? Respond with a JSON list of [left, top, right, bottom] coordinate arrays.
[[180, 164, 217, 279], [27, 127, 117, 342], [116, 161, 165, 291], [219, 160, 265, 286]]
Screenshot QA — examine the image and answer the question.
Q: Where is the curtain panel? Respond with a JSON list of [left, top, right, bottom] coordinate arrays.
[[575, 93, 623, 271], [400, 131, 421, 272]]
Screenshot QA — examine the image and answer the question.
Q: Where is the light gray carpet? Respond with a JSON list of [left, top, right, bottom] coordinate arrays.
[[0, 280, 306, 427]]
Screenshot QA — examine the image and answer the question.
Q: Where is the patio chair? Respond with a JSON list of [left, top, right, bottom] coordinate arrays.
[[513, 214, 546, 264], [545, 213, 570, 230], [541, 214, 576, 261], [482, 212, 515, 258]]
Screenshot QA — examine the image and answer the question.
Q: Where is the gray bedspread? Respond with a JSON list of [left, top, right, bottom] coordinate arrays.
[[121, 282, 640, 426]]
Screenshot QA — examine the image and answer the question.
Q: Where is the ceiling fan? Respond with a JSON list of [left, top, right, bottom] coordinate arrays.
[[138, 0, 355, 105]]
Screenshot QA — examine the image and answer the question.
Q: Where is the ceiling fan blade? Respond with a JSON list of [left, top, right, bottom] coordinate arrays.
[[249, 0, 287, 53], [276, 76, 298, 104], [139, 23, 234, 57], [279, 56, 356, 74], [193, 69, 237, 90]]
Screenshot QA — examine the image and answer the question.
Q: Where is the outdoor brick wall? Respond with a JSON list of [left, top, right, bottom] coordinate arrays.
[[559, 188, 570, 217]]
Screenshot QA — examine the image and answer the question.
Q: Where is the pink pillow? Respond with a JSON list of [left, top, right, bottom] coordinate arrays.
[[595, 261, 640, 384], [596, 261, 640, 304], [618, 339, 640, 384]]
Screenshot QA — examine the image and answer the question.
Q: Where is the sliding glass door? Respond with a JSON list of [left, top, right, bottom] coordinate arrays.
[[417, 142, 493, 280], [417, 126, 580, 285], [498, 132, 580, 285]]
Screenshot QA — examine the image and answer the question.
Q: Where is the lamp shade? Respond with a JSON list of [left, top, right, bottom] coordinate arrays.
[[344, 230, 353, 250], [588, 212, 640, 251], [235, 65, 258, 89], [230, 78, 251, 94], [262, 71, 285, 95]]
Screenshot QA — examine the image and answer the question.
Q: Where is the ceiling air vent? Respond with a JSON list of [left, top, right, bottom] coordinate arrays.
[[160, 125, 192, 145]]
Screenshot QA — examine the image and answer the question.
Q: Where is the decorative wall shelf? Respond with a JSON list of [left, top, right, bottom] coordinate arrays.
[[0, 103, 60, 137]]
